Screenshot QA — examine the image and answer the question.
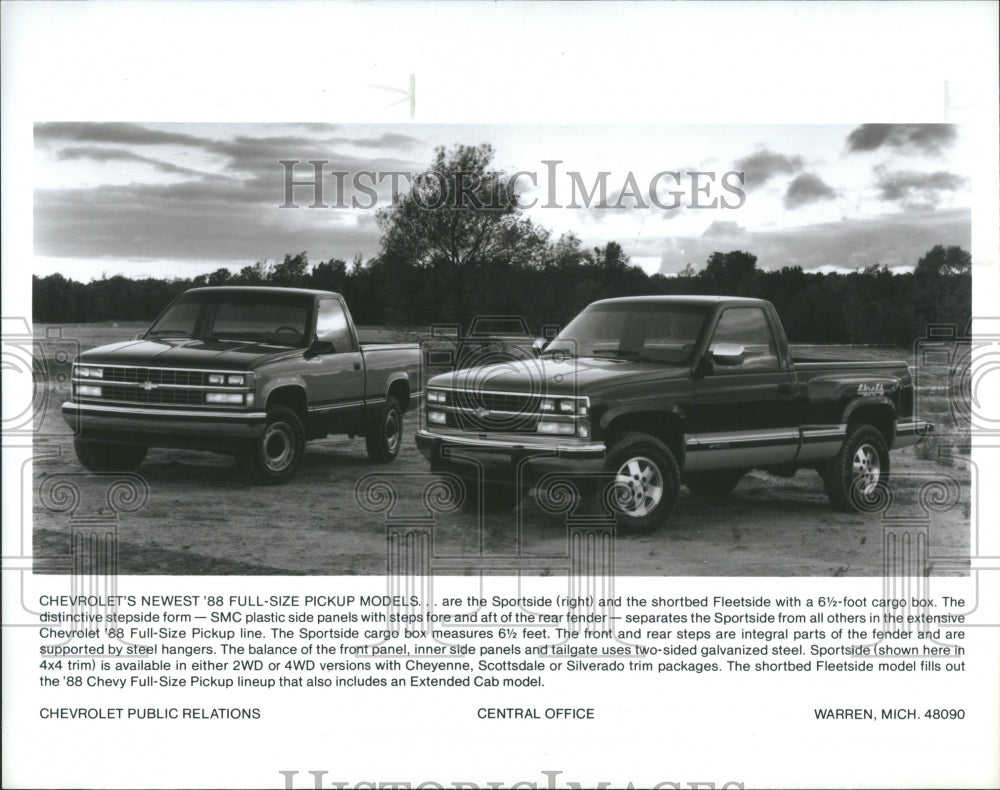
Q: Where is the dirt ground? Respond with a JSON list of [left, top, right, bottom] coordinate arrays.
[[30, 327, 971, 576]]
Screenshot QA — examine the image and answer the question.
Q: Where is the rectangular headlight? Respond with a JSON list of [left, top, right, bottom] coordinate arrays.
[[537, 420, 575, 435], [558, 399, 575, 413], [77, 384, 102, 398], [227, 374, 245, 385], [428, 411, 447, 425], [206, 392, 245, 405], [77, 366, 104, 379], [208, 374, 225, 385], [427, 390, 447, 404]]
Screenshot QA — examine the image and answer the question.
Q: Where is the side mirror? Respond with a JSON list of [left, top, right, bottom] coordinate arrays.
[[305, 339, 336, 358], [531, 338, 548, 357], [710, 342, 745, 366]]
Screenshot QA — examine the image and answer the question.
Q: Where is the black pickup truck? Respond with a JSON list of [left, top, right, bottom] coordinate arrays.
[[62, 287, 420, 483], [416, 296, 932, 530]]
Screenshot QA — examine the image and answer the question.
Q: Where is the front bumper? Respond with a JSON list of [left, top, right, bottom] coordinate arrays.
[[415, 428, 606, 481], [62, 401, 267, 450]]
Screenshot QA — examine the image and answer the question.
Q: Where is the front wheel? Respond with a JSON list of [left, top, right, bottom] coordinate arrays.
[[74, 440, 147, 472], [243, 406, 305, 484], [365, 396, 403, 463], [600, 432, 680, 532], [823, 424, 890, 511]]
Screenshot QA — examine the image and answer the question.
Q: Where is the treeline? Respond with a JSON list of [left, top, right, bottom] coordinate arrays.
[[32, 243, 970, 346], [32, 144, 970, 347]]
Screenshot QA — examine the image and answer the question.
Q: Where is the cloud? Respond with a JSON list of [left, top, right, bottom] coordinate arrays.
[[657, 208, 970, 275], [701, 220, 749, 239], [733, 148, 805, 188], [783, 173, 836, 209], [874, 167, 967, 207], [54, 146, 212, 177], [845, 124, 957, 155]]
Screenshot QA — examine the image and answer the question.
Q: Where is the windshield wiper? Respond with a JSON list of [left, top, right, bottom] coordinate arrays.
[[146, 329, 193, 338], [211, 334, 295, 347]]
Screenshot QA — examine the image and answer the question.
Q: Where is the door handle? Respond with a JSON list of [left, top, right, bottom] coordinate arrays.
[[353, 361, 361, 371]]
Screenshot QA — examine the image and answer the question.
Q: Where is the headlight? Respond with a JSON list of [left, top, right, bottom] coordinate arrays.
[[537, 420, 575, 435], [208, 374, 225, 385], [77, 366, 104, 379], [77, 384, 102, 398], [426, 390, 447, 404], [227, 374, 245, 385], [206, 392, 245, 405], [541, 398, 577, 414], [428, 411, 447, 425]]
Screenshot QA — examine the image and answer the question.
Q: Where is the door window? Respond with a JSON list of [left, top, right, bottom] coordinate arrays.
[[316, 299, 356, 352], [709, 307, 779, 370]]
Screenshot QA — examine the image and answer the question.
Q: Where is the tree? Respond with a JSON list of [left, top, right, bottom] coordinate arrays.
[[700, 250, 760, 295], [375, 143, 547, 325], [915, 244, 971, 276], [269, 252, 309, 287]]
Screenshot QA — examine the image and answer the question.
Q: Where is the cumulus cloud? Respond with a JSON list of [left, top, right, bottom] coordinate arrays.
[[702, 220, 749, 239], [874, 167, 967, 207], [845, 124, 957, 155], [733, 148, 805, 188], [783, 173, 836, 209]]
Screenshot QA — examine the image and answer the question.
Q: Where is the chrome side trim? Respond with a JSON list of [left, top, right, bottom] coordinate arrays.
[[62, 401, 266, 420], [308, 400, 364, 413], [686, 430, 800, 449]]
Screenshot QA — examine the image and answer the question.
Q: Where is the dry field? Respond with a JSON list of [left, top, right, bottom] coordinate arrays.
[[29, 323, 971, 576]]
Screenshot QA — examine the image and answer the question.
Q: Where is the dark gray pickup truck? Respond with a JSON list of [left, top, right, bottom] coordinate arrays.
[[416, 296, 932, 530], [63, 287, 420, 482]]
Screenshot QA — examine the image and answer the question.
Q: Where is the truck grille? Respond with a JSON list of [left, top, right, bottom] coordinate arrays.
[[446, 389, 542, 433], [102, 367, 208, 386], [74, 364, 250, 409]]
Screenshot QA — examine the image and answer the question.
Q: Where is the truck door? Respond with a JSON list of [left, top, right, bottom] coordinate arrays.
[[305, 297, 365, 430], [688, 305, 798, 472]]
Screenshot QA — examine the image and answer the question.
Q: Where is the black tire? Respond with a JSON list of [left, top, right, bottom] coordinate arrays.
[[460, 480, 521, 514], [243, 406, 305, 484], [823, 424, 890, 512], [600, 432, 680, 532], [73, 440, 147, 473], [365, 396, 403, 463], [684, 470, 745, 498]]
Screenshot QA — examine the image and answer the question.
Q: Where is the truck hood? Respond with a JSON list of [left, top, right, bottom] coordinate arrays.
[[78, 338, 300, 371], [430, 356, 692, 396]]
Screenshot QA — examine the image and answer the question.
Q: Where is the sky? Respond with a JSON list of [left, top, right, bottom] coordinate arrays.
[[33, 122, 972, 281]]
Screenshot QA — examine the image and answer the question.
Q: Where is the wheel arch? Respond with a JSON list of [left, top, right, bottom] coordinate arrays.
[[842, 397, 896, 446], [600, 407, 686, 467]]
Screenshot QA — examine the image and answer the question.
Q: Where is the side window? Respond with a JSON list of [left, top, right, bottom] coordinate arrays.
[[710, 307, 779, 370], [315, 299, 356, 352]]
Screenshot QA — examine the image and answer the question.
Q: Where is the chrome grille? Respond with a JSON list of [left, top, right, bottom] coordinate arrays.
[[74, 364, 250, 409]]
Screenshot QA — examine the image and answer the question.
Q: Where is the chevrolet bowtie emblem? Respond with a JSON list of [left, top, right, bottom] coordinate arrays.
[[475, 407, 490, 419], [142, 381, 156, 391]]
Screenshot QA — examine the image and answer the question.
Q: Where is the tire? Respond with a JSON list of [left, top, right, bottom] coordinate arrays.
[[243, 406, 305, 484], [600, 432, 680, 532], [365, 396, 403, 463], [684, 470, 745, 498], [73, 440, 147, 473], [823, 424, 890, 512]]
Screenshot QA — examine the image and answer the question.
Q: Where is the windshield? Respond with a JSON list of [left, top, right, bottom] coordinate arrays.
[[545, 302, 707, 364], [146, 291, 312, 347]]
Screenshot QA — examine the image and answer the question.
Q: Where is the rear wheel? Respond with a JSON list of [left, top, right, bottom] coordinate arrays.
[[365, 396, 403, 462], [74, 440, 147, 472], [600, 432, 680, 532], [243, 406, 304, 484], [823, 424, 890, 511], [684, 470, 745, 498]]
